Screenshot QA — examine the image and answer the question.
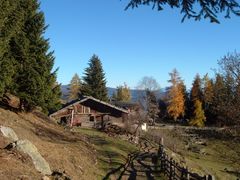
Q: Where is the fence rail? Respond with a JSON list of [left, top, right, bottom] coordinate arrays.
[[156, 144, 214, 180]]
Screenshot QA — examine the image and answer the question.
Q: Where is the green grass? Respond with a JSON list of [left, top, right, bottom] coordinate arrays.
[[73, 128, 138, 178], [146, 128, 240, 180], [184, 139, 240, 180]]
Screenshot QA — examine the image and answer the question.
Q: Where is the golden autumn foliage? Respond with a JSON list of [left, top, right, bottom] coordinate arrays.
[[189, 100, 206, 127], [115, 83, 131, 102], [167, 69, 185, 121], [68, 73, 81, 101]]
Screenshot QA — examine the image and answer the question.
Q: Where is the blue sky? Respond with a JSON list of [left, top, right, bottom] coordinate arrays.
[[40, 0, 240, 89]]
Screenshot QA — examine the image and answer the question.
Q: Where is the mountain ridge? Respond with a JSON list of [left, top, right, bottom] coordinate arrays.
[[61, 85, 165, 102]]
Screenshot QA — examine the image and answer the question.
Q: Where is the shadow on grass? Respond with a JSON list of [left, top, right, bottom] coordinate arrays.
[[222, 169, 240, 178], [103, 152, 164, 180], [88, 136, 109, 146]]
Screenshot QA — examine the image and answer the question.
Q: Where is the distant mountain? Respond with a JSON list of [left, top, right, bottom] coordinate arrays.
[[60, 85, 70, 101], [60, 85, 166, 102]]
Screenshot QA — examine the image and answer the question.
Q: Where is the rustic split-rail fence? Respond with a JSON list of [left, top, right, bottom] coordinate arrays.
[[155, 144, 214, 180]]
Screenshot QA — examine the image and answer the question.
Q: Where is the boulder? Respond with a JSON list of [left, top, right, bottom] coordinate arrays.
[[0, 134, 12, 149], [0, 126, 52, 175], [2, 93, 21, 109], [16, 140, 52, 175], [0, 126, 19, 142]]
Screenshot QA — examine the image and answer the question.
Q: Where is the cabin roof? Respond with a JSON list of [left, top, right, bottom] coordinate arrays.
[[50, 96, 129, 117]]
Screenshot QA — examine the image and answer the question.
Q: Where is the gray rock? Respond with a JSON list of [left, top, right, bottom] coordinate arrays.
[[0, 126, 19, 142], [16, 139, 52, 175]]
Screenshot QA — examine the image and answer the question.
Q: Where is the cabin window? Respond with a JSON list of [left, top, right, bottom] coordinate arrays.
[[60, 117, 67, 125], [90, 116, 95, 122]]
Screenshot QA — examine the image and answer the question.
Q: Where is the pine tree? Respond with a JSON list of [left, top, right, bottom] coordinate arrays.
[[15, 0, 61, 112], [190, 74, 203, 103], [167, 69, 185, 121], [0, 0, 25, 97], [1, 0, 61, 112], [190, 74, 203, 118], [146, 89, 159, 125], [212, 53, 240, 125], [211, 74, 226, 125], [202, 74, 214, 123], [189, 100, 206, 127], [82, 54, 108, 101], [202, 74, 214, 109], [116, 83, 131, 102], [68, 73, 81, 101]]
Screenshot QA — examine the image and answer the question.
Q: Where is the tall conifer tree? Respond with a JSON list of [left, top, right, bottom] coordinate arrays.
[[0, 0, 25, 97], [82, 55, 108, 101], [189, 100, 206, 127], [68, 73, 81, 101], [146, 89, 159, 125], [1, 0, 61, 112], [167, 69, 185, 121], [190, 74, 203, 103]]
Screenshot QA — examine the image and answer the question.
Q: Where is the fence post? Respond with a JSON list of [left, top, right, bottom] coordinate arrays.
[[161, 137, 164, 146], [169, 158, 173, 180], [186, 167, 190, 180], [207, 175, 215, 180], [172, 160, 176, 179]]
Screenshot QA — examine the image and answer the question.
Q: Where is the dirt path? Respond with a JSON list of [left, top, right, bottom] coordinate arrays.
[[103, 138, 165, 180], [103, 151, 165, 180]]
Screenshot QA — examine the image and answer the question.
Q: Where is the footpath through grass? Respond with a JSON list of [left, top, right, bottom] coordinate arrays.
[[74, 128, 139, 179]]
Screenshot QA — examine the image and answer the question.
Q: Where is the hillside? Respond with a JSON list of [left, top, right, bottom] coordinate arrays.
[[0, 108, 100, 180], [0, 107, 153, 180]]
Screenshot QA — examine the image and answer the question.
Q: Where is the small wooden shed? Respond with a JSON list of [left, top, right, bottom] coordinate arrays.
[[49, 96, 129, 128]]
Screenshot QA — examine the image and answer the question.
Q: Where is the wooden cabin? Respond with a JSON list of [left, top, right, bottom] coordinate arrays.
[[49, 96, 129, 128]]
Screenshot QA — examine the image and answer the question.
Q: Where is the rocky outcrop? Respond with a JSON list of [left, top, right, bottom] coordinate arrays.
[[0, 126, 52, 175], [0, 126, 19, 142], [0, 126, 18, 149], [16, 139, 52, 175], [2, 93, 21, 109]]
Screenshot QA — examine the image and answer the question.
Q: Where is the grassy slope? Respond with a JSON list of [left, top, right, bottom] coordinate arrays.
[[74, 128, 139, 179], [145, 127, 240, 180]]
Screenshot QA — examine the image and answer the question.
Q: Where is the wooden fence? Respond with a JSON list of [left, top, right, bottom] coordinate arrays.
[[156, 144, 214, 180]]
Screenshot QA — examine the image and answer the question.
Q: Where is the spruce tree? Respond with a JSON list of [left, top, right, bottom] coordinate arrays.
[[202, 74, 214, 123], [190, 74, 203, 118], [211, 74, 226, 125], [1, 0, 61, 113], [14, 0, 61, 112], [190, 74, 203, 103], [0, 0, 25, 97], [202, 74, 214, 109], [82, 55, 108, 101], [146, 89, 159, 125], [68, 73, 81, 101]]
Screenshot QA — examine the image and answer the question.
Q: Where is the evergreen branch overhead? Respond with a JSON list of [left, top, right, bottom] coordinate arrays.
[[125, 0, 240, 23]]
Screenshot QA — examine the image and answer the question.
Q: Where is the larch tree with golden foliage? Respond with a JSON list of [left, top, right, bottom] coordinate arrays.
[[115, 83, 131, 102], [189, 100, 206, 127], [167, 69, 185, 121], [68, 73, 81, 101]]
